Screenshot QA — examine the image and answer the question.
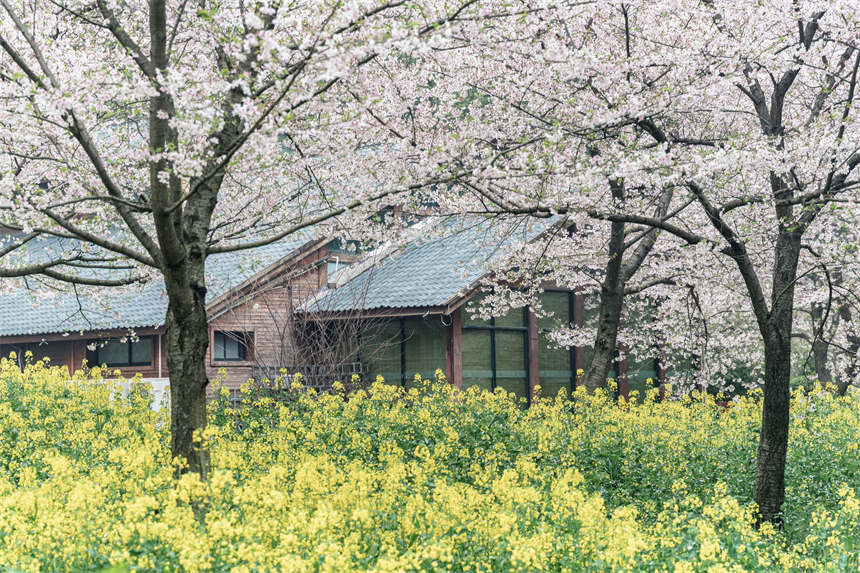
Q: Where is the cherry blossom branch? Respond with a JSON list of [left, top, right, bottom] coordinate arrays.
[[43, 194, 151, 212], [40, 209, 157, 267], [95, 0, 157, 79], [620, 185, 674, 282], [624, 276, 677, 296], [798, 51, 860, 230], [40, 268, 146, 287], [167, 0, 481, 214], [686, 181, 772, 341], [0, 0, 162, 262], [208, 174, 464, 254], [0, 232, 37, 258], [0, 253, 142, 286]]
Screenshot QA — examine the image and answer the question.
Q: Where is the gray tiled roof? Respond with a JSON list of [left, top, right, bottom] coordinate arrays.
[[304, 217, 555, 313], [0, 234, 313, 337]]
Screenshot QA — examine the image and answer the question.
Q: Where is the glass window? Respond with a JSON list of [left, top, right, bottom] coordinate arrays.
[[494, 306, 527, 328], [538, 291, 574, 397], [363, 321, 402, 384], [463, 293, 528, 327], [0, 345, 22, 369], [539, 292, 571, 329], [99, 340, 128, 365], [462, 330, 492, 391], [495, 330, 527, 396], [463, 309, 491, 327], [131, 338, 153, 365], [213, 331, 248, 361], [462, 318, 528, 397], [403, 317, 446, 386], [539, 339, 572, 398], [96, 337, 152, 366]]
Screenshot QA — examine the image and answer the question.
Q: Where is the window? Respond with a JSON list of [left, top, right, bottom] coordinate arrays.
[[0, 344, 23, 369], [363, 321, 402, 383], [402, 317, 446, 386], [363, 318, 447, 386], [462, 303, 529, 397], [213, 331, 249, 362], [538, 291, 576, 397], [96, 337, 153, 367]]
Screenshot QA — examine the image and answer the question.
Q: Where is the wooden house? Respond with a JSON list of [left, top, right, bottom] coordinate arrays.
[[0, 219, 664, 402]]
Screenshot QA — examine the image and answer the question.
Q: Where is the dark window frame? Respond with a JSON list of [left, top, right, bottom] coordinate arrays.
[[95, 336, 153, 367], [213, 331, 250, 362]]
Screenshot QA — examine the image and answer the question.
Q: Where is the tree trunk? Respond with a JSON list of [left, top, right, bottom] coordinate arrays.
[[754, 229, 801, 525], [583, 278, 624, 392], [146, 0, 210, 478], [582, 185, 672, 392], [839, 354, 857, 396], [583, 195, 625, 392], [163, 255, 211, 479], [811, 336, 832, 386], [756, 337, 792, 525], [810, 303, 833, 386], [837, 306, 859, 396], [840, 337, 859, 396]]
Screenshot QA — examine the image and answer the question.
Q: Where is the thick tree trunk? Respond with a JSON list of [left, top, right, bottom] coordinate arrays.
[[163, 259, 211, 478], [147, 0, 211, 478], [756, 338, 792, 525], [754, 229, 801, 525]]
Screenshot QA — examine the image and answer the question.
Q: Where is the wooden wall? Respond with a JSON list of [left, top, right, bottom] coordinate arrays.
[[205, 248, 329, 389]]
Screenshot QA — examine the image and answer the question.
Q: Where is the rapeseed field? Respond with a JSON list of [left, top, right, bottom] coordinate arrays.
[[0, 355, 857, 572]]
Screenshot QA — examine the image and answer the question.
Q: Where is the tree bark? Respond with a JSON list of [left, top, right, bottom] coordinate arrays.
[[837, 305, 859, 396], [839, 346, 858, 396], [811, 337, 832, 386], [809, 303, 833, 386], [583, 271, 624, 392], [582, 185, 672, 392], [159, 177, 221, 478], [164, 272, 211, 478], [146, 0, 212, 478], [689, 177, 802, 525], [754, 228, 801, 525], [756, 337, 792, 525], [147, 0, 224, 479], [582, 179, 626, 392]]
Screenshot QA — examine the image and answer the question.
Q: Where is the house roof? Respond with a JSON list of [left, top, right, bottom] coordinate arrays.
[[303, 217, 557, 314], [0, 234, 314, 337]]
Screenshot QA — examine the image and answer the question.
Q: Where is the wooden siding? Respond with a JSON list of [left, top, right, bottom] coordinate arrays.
[[205, 248, 328, 389]]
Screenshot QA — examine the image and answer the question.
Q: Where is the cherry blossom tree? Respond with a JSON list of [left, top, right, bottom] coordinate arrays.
[[794, 218, 860, 394], [0, 0, 485, 477], [377, 0, 860, 524]]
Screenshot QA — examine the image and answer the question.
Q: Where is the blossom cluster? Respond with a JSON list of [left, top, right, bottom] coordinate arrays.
[[0, 357, 858, 571]]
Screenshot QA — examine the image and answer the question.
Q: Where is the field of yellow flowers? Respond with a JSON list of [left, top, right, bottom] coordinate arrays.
[[0, 356, 858, 572]]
